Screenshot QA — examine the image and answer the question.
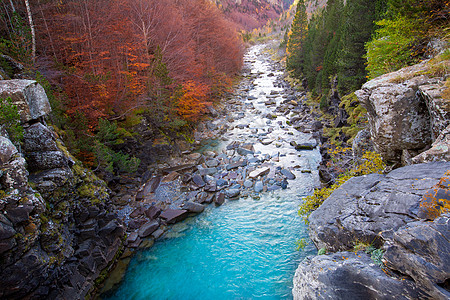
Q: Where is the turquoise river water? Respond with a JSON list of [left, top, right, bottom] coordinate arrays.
[[104, 43, 320, 300]]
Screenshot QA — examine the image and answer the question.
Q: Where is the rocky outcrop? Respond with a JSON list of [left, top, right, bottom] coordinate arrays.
[[355, 58, 449, 164], [293, 162, 450, 299], [293, 252, 422, 300], [0, 80, 51, 123], [0, 80, 124, 299]]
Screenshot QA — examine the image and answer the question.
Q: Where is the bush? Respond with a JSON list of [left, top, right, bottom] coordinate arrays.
[[365, 16, 420, 79], [298, 150, 385, 223], [0, 97, 23, 147]]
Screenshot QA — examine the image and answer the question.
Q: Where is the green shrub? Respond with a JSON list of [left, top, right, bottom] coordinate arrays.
[[365, 16, 420, 79], [0, 97, 23, 147], [299, 150, 385, 223]]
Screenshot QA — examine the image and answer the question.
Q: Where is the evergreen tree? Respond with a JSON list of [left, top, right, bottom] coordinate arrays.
[[286, 0, 308, 76], [337, 0, 380, 94]]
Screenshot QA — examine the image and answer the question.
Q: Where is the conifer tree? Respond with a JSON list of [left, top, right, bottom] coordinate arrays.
[[286, 0, 308, 76]]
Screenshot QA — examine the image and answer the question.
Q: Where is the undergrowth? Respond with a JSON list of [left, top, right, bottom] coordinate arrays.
[[298, 149, 386, 223]]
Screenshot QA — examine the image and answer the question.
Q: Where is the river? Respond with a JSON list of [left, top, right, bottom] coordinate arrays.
[[103, 42, 321, 299]]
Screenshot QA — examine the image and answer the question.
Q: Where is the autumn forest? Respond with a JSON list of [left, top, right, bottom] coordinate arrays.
[[1, 0, 248, 171]]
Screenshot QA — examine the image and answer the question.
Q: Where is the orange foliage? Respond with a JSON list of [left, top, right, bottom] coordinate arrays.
[[35, 0, 243, 126], [418, 171, 450, 220], [177, 81, 211, 123]]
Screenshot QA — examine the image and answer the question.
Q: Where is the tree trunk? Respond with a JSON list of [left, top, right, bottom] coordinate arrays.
[[24, 0, 36, 64]]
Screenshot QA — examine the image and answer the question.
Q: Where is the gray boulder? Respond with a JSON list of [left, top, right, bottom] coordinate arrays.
[[0, 80, 51, 123], [355, 63, 441, 162], [183, 201, 205, 213], [383, 215, 450, 300], [293, 251, 422, 300], [309, 162, 450, 252], [413, 124, 450, 163]]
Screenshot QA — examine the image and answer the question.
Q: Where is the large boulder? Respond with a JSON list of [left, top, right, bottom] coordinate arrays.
[[0, 80, 51, 123], [413, 124, 450, 163], [355, 69, 436, 162], [383, 215, 450, 300], [293, 251, 422, 300], [308, 162, 450, 252]]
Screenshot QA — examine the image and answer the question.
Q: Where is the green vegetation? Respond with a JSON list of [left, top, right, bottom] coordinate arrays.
[[295, 238, 308, 250], [317, 248, 326, 255], [0, 97, 24, 147], [298, 150, 386, 223]]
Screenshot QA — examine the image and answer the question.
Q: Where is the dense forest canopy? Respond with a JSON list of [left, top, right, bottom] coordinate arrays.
[[0, 0, 245, 171], [287, 0, 450, 98]]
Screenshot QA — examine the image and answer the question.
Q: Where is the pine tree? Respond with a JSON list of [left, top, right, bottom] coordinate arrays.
[[286, 0, 308, 76]]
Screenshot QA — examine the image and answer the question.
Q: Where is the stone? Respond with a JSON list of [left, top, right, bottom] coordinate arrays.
[[383, 215, 450, 299], [226, 160, 247, 170], [183, 201, 205, 213], [151, 229, 165, 239], [236, 148, 254, 156], [126, 232, 138, 244], [162, 171, 180, 182], [0, 221, 16, 240], [308, 162, 450, 252], [7, 205, 33, 225], [280, 169, 296, 180], [23, 123, 59, 152], [26, 151, 70, 171], [291, 140, 317, 150], [214, 192, 225, 206], [192, 174, 206, 187], [130, 207, 145, 218], [145, 206, 161, 220], [254, 181, 263, 193], [243, 180, 253, 188], [413, 124, 450, 163], [352, 129, 374, 158], [293, 252, 421, 300], [216, 179, 228, 187], [197, 167, 217, 176], [205, 159, 219, 168], [418, 83, 450, 140], [0, 80, 51, 123], [248, 167, 270, 179], [138, 221, 159, 238], [159, 209, 189, 224], [355, 63, 440, 162], [136, 176, 161, 200], [225, 188, 240, 198], [260, 139, 273, 145], [0, 136, 18, 165]]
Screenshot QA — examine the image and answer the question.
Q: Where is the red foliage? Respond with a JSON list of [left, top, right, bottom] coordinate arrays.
[[34, 0, 243, 125]]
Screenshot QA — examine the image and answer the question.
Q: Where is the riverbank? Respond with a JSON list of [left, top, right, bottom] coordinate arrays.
[[99, 41, 325, 298]]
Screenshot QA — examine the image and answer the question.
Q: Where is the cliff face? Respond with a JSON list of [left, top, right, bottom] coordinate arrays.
[[0, 80, 124, 299], [355, 57, 449, 165], [293, 57, 450, 299]]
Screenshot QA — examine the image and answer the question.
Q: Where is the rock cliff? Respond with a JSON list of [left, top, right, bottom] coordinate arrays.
[[355, 57, 449, 164], [0, 80, 124, 299], [294, 56, 450, 299]]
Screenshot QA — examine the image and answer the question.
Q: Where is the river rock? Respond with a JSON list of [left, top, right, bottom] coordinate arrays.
[[0, 80, 51, 123], [254, 181, 263, 193], [225, 188, 240, 198], [160, 209, 189, 224], [293, 251, 422, 300], [214, 192, 225, 206], [280, 169, 295, 180], [192, 174, 206, 187], [243, 180, 253, 188], [291, 140, 317, 150], [249, 167, 270, 179], [309, 162, 450, 252], [183, 201, 205, 213], [205, 159, 220, 167], [144, 206, 161, 220], [138, 221, 159, 238]]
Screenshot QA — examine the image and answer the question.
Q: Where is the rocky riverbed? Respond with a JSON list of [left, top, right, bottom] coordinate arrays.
[[100, 41, 324, 294]]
